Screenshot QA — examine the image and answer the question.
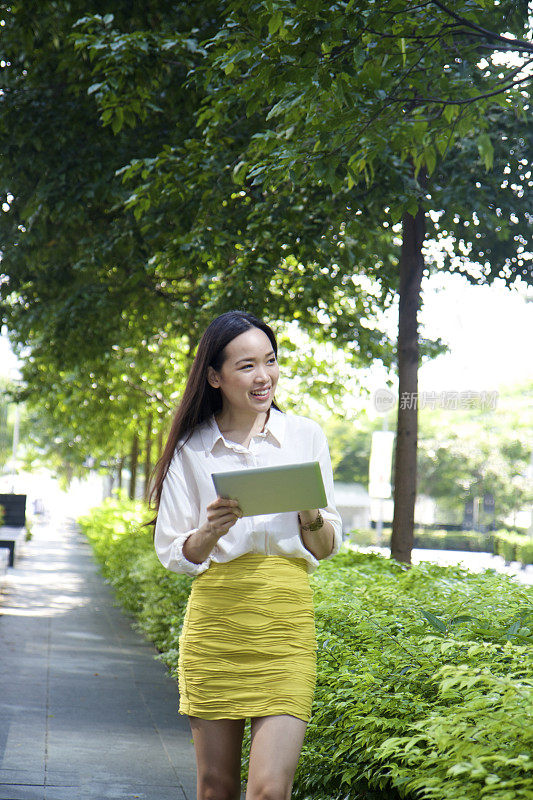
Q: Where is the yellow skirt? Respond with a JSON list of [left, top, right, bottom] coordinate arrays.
[[178, 553, 317, 722]]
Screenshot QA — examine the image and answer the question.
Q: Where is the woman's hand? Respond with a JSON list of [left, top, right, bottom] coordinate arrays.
[[182, 497, 242, 565], [205, 497, 243, 538]]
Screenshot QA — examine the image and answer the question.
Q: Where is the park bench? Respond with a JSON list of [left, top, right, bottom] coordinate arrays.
[[0, 494, 27, 567], [0, 546, 9, 584], [0, 526, 26, 567]]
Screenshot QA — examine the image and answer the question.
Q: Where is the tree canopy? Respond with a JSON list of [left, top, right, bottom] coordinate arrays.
[[1, 1, 530, 539]]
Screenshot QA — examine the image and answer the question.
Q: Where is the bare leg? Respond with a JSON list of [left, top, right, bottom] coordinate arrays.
[[245, 714, 307, 800], [189, 716, 246, 800]]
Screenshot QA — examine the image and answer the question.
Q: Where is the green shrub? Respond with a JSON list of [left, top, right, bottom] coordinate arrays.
[[495, 533, 517, 563], [350, 528, 495, 552], [79, 499, 533, 800], [493, 531, 532, 566], [297, 552, 533, 800], [517, 539, 533, 566], [413, 529, 494, 552], [352, 527, 533, 568]]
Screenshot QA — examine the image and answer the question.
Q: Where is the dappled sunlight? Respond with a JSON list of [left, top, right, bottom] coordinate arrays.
[[0, 522, 92, 618], [1, 571, 90, 618]]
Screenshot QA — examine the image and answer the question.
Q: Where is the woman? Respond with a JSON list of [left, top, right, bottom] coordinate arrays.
[[151, 310, 342, 800]]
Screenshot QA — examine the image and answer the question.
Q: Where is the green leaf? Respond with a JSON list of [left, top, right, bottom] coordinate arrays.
[[389, 204, 403, 224], [443, 104, 459, 123], [477, 133, 494, 171], [424, 146, 436, 176], [505, 620, 521, 637], [268, 11, 283, 36], [232, 160, 248, 185], [111, 108, 124, 134], [400, 37, 406, 68], [420, 609, 447, 633], [406, 198, 419, 217]]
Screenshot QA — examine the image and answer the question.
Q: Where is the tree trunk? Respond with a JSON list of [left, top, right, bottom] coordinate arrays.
[[117, 456, 124, 490], [390, 203, 426, 563], [129, 432, 139, 501], [157, 427, 164, 461], [143, 413, 152, 502]]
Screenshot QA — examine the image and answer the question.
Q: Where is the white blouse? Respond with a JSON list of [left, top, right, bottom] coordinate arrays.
[[154, 407, 343, 577]]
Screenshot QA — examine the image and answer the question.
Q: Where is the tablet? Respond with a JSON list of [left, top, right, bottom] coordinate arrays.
[[211, 461, 327, 517]]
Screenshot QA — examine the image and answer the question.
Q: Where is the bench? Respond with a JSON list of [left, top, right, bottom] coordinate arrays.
[[0, 526, 26, 567], [0, 494, 27, 567], [0, 546, 9, 584]]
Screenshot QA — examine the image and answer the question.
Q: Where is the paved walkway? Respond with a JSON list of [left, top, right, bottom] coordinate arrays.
[[0, 517, 197, 800]]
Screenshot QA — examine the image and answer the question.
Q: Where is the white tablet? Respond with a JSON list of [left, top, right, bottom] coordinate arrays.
[[211, 461, 327, 517]]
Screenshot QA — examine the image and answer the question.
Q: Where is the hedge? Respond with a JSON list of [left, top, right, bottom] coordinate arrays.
[[414, 530, 493, 552], [349, 528, 533, 566], [494, 532, 533, 566], [78, 498, 533, 800], [349, 528, 496, 552]]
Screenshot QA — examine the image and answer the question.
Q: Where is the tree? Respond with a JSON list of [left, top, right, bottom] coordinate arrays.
[[71, 0, 531, 561], [0, 1, 205, 367], [173, 0, 531, 561], [2, 2, 531, 562], [0, 1, 398, 369], [1, 2, 407, 488], [0, 0, 411, 490], [9, 321, 193, 488]]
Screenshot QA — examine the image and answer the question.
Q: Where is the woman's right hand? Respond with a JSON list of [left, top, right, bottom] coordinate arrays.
[[182, 497, 242, 565], [205, 497, 243, 538]]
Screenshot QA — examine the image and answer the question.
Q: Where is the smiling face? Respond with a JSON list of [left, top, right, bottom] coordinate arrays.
[[206, 327, 279, 419]]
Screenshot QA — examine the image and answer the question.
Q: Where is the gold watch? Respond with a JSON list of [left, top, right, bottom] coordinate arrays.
[[298, 510, 324, 531]]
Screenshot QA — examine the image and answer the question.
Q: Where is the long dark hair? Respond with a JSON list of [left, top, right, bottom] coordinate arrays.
[[146, 310, 283, 527]]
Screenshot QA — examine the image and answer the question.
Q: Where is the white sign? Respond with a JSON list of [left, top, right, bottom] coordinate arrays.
[[368, 431, 395, 499]]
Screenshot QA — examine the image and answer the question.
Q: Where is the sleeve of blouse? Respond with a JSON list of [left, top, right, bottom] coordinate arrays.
[[314, 423, 343, 559], [153, 450, 212, 577]]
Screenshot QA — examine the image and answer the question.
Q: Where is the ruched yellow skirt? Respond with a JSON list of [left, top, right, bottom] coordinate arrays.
[[178, 553, 317, 722]]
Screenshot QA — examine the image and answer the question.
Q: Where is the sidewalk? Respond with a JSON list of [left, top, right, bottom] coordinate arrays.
[[0, 517, 197, 800]]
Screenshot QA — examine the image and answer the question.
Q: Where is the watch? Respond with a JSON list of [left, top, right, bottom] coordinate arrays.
[[298, 510, 324, 532]]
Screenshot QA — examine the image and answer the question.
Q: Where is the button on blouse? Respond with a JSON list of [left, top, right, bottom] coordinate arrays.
[[154, 407, 343, 577]]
